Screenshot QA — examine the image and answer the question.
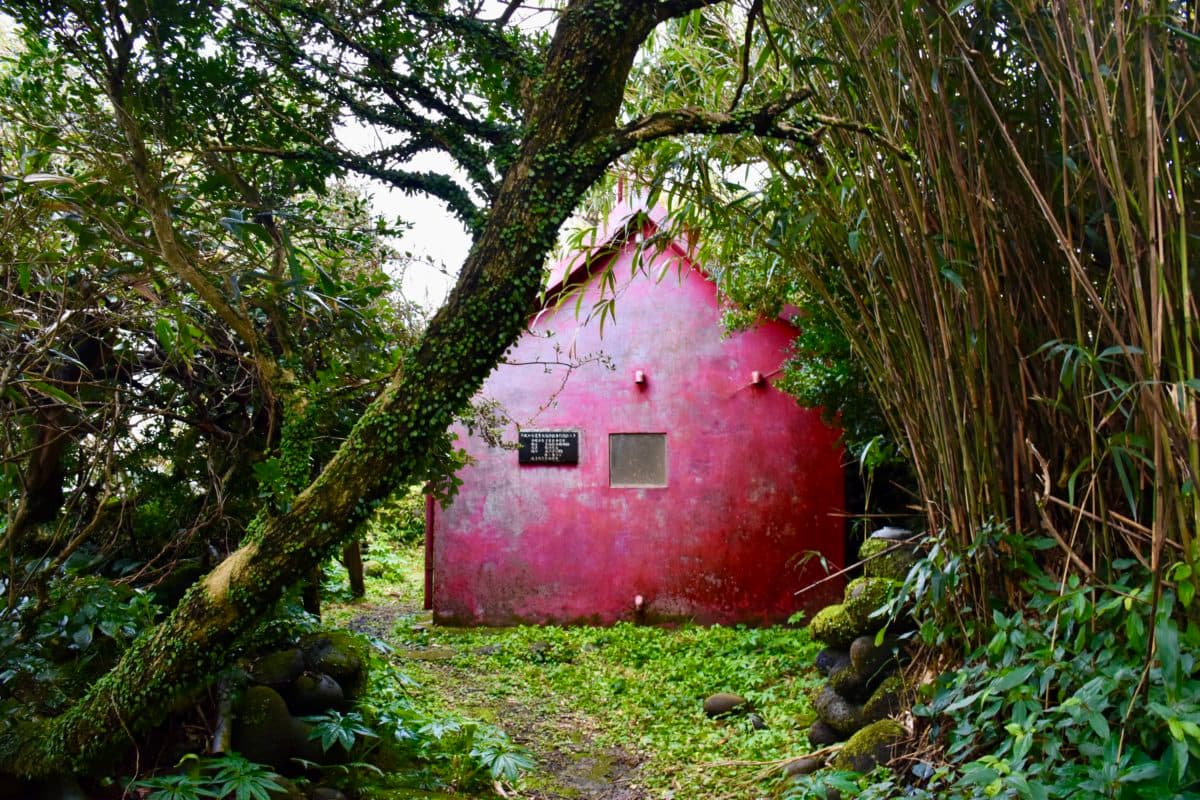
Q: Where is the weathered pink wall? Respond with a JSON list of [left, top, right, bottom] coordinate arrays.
[[431, 225, 845, 626]]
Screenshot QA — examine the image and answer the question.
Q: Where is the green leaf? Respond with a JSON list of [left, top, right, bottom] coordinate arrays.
[[1119, 761, 1160, 783], [992, 665, 1035, 693], [1166, 23, 1200, 48], [155, 318, 177, 354], [940, 266, 965, 292], [22, 172, 73, 185], [1180, 580, 1195, 609], [27, 380, 82, 408]]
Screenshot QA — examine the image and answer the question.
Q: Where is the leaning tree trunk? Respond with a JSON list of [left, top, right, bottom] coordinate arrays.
[[0, 0, 663, 776]]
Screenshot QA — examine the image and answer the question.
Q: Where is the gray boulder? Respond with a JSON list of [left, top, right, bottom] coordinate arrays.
[[784, 756, 823, 777], [807, 720, 843, 747], [287, 672, 345, 715], [703, 692, 749, 718], [811, 685, 863, 735], [250, 648, 305, 688]]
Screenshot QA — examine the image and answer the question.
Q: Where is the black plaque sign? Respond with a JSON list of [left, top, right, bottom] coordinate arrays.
[[518, 430, 579, 465]]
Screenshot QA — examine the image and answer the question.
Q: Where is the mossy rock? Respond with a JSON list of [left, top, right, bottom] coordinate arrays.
[[828, 663, 873, 702], [858, 538, 919, 582], [849, 634, 902, 680], [363, 560, 385, 577], [814, 648, 851, 677], [810, 685, 863, 735], [233, 686, 298, 770], [830, 719, 906, 773], [861, 674, 905, 724], [808, 604, 858, 649], [234, 685, 336, 771], [286, 671, 346, 715], [249, 648, 305, 688], [300, 631, 368, 697], [842, 577, 899, 632]]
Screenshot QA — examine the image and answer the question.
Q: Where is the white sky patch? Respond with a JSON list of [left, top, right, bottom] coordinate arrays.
[[336, 0, 563, 312], [338, 119, 468, 311]]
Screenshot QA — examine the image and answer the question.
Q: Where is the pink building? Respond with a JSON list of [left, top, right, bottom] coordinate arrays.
[[427, 204, 845, 625]]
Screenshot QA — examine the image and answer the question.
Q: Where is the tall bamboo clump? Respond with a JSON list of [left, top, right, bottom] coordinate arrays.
[[762, 1, 1199, 611]]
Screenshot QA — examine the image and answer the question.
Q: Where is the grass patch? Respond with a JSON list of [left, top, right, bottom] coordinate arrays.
[[414, 622, 822, 795], [323, 534, 827, 797], [340, 542, 826, 797]]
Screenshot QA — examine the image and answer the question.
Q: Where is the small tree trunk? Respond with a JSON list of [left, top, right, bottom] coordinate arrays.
[[343, 541, 365, 598], [302, 566, 322, 616]]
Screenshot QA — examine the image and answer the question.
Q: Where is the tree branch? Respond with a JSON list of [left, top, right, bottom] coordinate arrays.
[[493, 0, 525, 26], [607, 95, 913, 162], [728, 0, 764, 112], [606, 91, 817, 155], [333, 155, 484, 230], [110, 100, 286, 408]]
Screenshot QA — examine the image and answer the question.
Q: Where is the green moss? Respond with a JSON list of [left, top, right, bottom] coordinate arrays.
[[831, 718, 906, 772], [861, 673, 905, 723], [808, 604, 858, 649], [842, 577, 899, 631], [858, 538, 919, 581], [809, 684, 863, 735], [828, 662, 870, 701]]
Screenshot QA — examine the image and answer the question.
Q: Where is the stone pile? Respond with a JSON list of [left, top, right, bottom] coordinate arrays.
[[232, 631, 368, 772], [803, 530, 920, 773]]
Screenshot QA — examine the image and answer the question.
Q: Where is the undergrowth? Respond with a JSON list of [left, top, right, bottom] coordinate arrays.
[[394, 614, 823, 797], [790, 533, 1200, 800]]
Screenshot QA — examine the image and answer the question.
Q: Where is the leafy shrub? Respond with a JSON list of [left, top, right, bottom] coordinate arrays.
[[299, 645, 535, 795], [368, 486, 427, 547], [901, 570, 1200, 800], [129, 753, 285, 800], [0, 572, 159, 716], [790, 537, 1200, 800]]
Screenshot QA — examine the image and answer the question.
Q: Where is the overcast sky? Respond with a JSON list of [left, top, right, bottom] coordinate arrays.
[[336, 129, 468, 311]]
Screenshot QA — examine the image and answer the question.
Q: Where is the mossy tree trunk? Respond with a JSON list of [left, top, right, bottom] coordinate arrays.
[[0, 0, 816, 776]]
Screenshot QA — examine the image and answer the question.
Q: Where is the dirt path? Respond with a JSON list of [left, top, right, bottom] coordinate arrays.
[[344, 603, 647, 799]]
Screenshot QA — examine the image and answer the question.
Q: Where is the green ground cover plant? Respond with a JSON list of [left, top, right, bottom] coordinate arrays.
[[404, 622, 824, 797], [342, 541, 826, 798]]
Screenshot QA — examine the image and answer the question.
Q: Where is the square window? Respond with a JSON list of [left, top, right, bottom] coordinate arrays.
[[609, 433, 667, 487]]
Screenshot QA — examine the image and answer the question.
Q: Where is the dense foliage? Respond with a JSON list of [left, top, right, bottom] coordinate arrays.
[[791, 534, 1200, 799]]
